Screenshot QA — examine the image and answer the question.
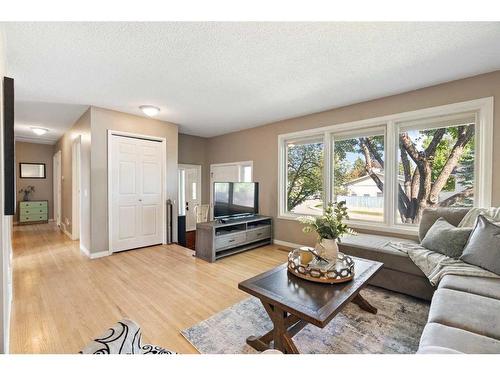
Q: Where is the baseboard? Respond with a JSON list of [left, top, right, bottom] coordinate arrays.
[[90, 251, 110, 259], [273, 239, 306, 249], [80, 244, 109, 259], [80, 244, 90, 257]]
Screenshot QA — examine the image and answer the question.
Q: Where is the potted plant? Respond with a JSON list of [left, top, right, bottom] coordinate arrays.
[[19, 185, 35, 201], [297, 201, 355, 261]]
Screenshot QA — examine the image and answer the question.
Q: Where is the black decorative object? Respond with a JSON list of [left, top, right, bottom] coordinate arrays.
[[3, 77, 14, 215]]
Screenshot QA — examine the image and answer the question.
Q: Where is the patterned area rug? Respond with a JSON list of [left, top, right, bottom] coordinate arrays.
[[181, 286, 430, 354]]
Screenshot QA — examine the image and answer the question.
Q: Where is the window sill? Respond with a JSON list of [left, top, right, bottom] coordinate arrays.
[[277, 214, 418, 238]]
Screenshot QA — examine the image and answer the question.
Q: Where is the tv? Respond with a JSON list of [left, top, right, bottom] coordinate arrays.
[[214, 182, 259, 219]]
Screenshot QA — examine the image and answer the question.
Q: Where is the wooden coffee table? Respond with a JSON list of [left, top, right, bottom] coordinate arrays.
[[238, 256, 383, 354]]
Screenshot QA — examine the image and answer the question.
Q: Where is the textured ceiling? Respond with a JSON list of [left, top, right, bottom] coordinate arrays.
[[4, 22, 500, 139]]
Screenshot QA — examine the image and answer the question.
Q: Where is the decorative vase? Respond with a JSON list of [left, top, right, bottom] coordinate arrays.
[[316, 238, 338, 261], [23, 192, 30, 201]]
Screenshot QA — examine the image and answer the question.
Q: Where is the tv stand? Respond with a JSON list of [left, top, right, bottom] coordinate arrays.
[[195, 215, 272, 262], [216, 214, 255, 224]]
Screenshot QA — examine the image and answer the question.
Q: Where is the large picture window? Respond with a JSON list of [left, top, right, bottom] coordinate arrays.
[[278, 98, 493, 234]]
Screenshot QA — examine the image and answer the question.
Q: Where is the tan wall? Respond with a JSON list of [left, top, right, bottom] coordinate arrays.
[[54, 108, 91, 250], [90, 107, 179, 253], [178, 133, 210, 204], [15, 142, 54, 221], [206, 70, 500, 246]]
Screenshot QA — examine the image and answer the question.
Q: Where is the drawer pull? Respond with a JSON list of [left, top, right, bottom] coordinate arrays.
[[228, 239, 235, 243]]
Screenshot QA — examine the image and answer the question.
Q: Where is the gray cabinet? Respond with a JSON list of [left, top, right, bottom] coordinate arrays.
[[195, 215, 272, 262]]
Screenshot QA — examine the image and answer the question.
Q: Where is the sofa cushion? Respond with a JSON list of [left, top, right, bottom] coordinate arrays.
[[419, 322, 500, 354], [338, 234, 424, 277], [420, 217, 471, 258], [439, 275, 500, 300], [428, 288, 500, 341], [417, 345, 463, 354], [460, 215, 500, 275], [419, 208, 470, 242]]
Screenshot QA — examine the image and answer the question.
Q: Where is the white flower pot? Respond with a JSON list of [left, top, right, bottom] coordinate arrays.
[[317, 238, 338, 261]]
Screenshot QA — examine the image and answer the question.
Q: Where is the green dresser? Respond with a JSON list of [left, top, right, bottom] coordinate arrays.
[[19, 200, 49, 224]]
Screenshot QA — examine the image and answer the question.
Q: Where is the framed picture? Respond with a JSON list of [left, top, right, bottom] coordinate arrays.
[[19, 163, 46, 179]]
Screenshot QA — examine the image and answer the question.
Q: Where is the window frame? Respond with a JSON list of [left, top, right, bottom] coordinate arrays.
[[277, 97, 494, 235]]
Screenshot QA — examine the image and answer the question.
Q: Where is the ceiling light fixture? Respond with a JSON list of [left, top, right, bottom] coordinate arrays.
[[31, 127, 49, 136], [139, 105, 160, 117]]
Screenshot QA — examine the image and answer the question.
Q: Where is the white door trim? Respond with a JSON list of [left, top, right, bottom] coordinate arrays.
[[71, 136, 81, 241], [107, 130, 167, 255], [53, 150, 62, 226], [178, 164, 202, 230]]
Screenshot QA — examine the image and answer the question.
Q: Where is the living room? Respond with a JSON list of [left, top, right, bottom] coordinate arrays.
[[1, 1, 500, 374]]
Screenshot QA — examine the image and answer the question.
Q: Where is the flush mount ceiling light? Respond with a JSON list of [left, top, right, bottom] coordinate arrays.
[[139, 105, 160, 117], [31, 127, 49, 136]]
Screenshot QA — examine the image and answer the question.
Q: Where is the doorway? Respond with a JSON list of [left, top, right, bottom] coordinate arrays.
[[52, 150, 62, 227], [71, 136, 81, 241], [178, 164, 202, 250], [108, 131, 166, 253]]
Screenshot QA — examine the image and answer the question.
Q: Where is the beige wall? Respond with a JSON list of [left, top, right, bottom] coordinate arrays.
[[54, 109, 91, 250], [90, 107, 179, 254], [178, 133, 210, 204], [205, 70, 500, 246], [15, 142, 54, 221]]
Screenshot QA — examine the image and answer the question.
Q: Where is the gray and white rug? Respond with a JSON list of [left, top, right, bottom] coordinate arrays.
[[181, 286, 430, 354]]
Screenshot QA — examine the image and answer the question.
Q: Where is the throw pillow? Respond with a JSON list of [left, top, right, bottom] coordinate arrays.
[[420, 217, 472, 258], [460, 215, 500, 275]]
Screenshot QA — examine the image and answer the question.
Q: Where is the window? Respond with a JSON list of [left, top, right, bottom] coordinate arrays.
[[285, 137, 324, 215], [333, 131, 385, 222], [278, 98, 493, 234], [397, 115, 475, 225], [241, 165, 252, 182]]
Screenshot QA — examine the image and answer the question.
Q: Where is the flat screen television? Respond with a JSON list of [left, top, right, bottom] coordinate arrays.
[[213, 182, 259, 219]]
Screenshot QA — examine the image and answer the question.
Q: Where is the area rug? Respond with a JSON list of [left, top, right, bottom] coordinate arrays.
[[181, 286, 430, 354]]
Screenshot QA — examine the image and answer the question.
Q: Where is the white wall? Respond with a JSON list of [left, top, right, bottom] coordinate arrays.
[[0, 25, 13, 354]]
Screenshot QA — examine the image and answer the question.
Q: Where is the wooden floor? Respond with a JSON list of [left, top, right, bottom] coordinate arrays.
[[10, 223, 288, 353]]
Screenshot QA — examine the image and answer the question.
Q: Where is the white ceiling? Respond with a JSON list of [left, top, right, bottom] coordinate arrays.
[[4, 22, 500, 139]]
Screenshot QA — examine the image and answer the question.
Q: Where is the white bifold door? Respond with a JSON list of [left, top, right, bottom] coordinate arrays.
[[109, 135, 164, 252]]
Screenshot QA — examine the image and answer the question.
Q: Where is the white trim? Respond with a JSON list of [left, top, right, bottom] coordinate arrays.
[[71, 136, 81, 241], [107, 130, 167, 255], [89, 251, 109, 259], [80, 245, 109, 260], [53, 150, 62, 227], [278, 97, 494, 234], [273, 239, 306, 249], [178, 164, 202, 230], [79, 244, 90, 258]]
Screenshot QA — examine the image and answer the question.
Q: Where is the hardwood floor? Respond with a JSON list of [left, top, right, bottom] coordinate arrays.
[[10, 223, 288, 353]]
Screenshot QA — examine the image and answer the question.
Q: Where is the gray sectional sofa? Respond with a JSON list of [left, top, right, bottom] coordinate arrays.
[[338, 207, 500, 354]]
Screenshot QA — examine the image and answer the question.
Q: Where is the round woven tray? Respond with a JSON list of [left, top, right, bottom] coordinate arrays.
[[287, 248, 355, 284]]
